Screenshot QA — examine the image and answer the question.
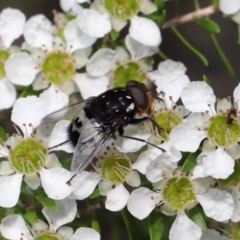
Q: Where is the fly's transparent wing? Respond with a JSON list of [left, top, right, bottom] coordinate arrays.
[[41, 101, 88, 124], [70, 119, 113, 174]]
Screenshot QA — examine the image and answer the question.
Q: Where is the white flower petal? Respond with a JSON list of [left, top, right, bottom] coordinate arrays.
[[98, 180, 112, 196], [11, 96, 46, 134], [5, 52, 39, 86], [0, 214, 32, 240], [216, 98, 231, 114], [24, 173, 40, 190], [40, 167, 76, 200], [71, 227, 100, 240], [203, 148, 234, 179], [59, 0, 76, 12], [158, 59, 187, 75], [226, 143, 240, 160], [115, 47, 129, 63], [233, 82, 240, 105], [219, 0, 240, 14], [181, 81, 216, 114], [190, 165, 208, 180], [105, 184, 129, 211], [115, 124, 151, 152], [192, 177, 213, 195], [169, 118, 206, 152], [159, 141, 182, 162], [146, 153, 178, 183], [0, 77, 16, 110], [48, 120, 74, 153], [58, 226, 74, 240], [0, 174, 23, 207], [77, 9, 111, 38], [111, 18, 127, 32], [0, 8, 26, 48], [130, 16, 161, 46], [74, 73, 108, 99], [132, 150, 153, 174], [42, 198, 77, 231], [197, 188, 234, 221], [72, 47, 92, 69], [140, 0, 157, 14], [127, 187, 161, 219], [200, 229, 228, 240], [0, 161, 14, 176], [86, 48, 116, 77], [0, 144, 9, 157], [64, 19, 97, 53], [32, 73, 50, 91], [69, 171, 101, 200], [125, 35, 158, 60], [32, 219, 49, 234], [231, 187, 240, 222], [126, 170, 140, 187], [23, 14, 53, 50], [39, 85, 69, 114], [169, 211, 202, 240], [46, 153, 61, 169], [232, 10, 240, 24]]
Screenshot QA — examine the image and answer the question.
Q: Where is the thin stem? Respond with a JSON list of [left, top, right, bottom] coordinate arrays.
[[171, 26, 208, 66], [210, 34, 235, 76], [162, 5, 216, 29], [158, 50, 168, 60], [193, 0, 200, 10]]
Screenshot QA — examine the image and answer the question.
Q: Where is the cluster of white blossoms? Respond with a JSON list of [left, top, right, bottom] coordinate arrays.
[[1, 1, 240, 240]]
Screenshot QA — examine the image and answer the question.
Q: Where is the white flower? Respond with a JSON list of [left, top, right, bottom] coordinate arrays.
[[0, 96, 75, 207], [219, 0, 240, 15], [75, 0, 161, 46], [0, 199, 100, 240], [77, 34, 159, 99], [169, 81, 240, 179], [70, 142, 141, 211], [0, 8, 26, 110], [127, 170, 234, 240], [5, 14, 95, 99]]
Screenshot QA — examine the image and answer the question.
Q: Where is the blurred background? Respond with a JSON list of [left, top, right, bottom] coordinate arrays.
[[1, 0, 240, 98]]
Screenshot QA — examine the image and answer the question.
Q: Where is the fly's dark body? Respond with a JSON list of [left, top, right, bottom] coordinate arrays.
[[41, 80, 160, 174]]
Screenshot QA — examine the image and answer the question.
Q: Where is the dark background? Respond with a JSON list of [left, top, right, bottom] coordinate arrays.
[[1, 0, 240, 98]]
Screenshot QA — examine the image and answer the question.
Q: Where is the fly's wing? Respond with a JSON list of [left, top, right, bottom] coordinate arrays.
[[38, 100, 91, 140], [70, 119, 113, 174]]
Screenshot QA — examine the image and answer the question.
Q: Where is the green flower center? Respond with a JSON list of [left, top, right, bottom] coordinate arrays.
[[0, 50, 10, 78], [231, 223, 240, 239], [34, 231, 61, 240], [208, 115, 240, 147], [104, 0, 140, 20], [219, 159, 240, 187], [10, 138, 46, 174], [100, 153, 131, 184], [154, 110, 182, 140], [41, 52, 75, 85], [162, 177, 195, 210], [111, 61, 146, 88]]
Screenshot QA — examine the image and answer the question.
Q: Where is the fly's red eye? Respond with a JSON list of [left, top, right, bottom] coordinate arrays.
[[126, 80, 153, 114]]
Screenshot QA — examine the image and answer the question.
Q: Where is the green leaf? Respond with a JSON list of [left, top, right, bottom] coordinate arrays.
[[35, 189, 57, 211], [171, 27, 208, 66], [24, 209, 36, 225], [89, 188, 101, 199], [92, 213, 101, 233], [110, 29, 120, 41], [147, 11, 166, 27], [187, 208, 208, 232], [149, 209, 164, 240], [203, 75, 211, 85], [20, 85, 37, 97], [65, 14, 76, 21], [211, 0, 219, 7], [195, 17, 220, 34], [121, 209, 134, 240], [0, 126, 6, 141], [181, 149, 201, 172], [154, 0, 165, 10]]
